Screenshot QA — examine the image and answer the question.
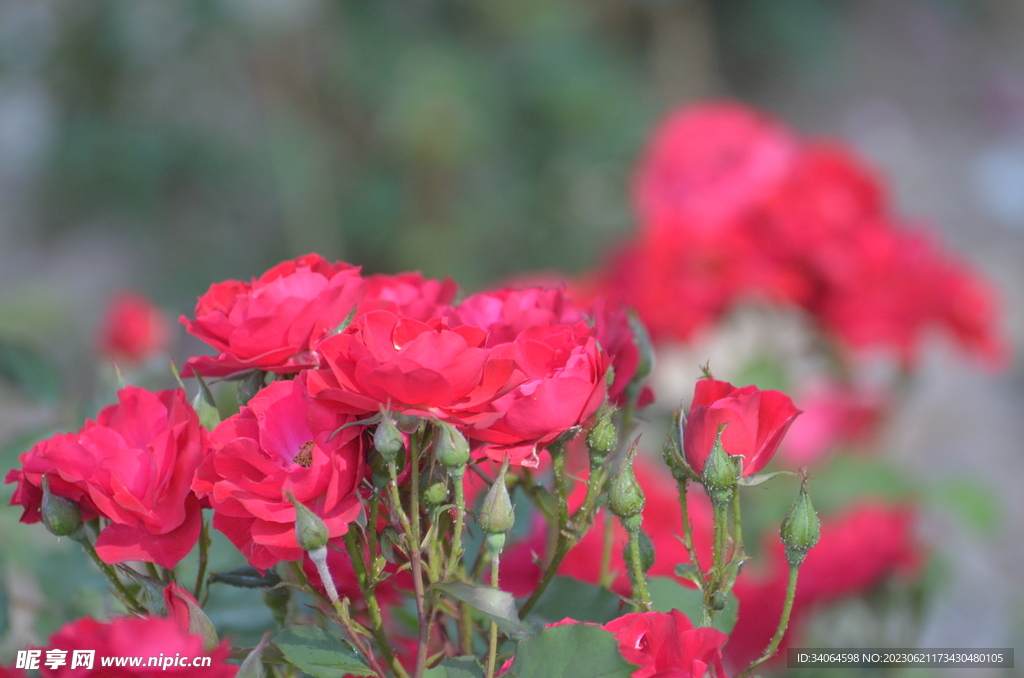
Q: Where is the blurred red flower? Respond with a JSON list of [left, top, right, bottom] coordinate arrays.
[[97, 292, 170, 365]]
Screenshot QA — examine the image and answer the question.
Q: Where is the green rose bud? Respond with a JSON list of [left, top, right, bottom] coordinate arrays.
[[434, 421, 470, 469], [702, 424, 738, 506], [662, 406, 690, 482], [586, 408, 617, 467], [609, 439, 645, 519], [41, 475, 82, 537], [420, 465, 450, 508], [780, 475, 820, 567], [285, 492, 329, 552], [373, 415, 405, 463], [479, 459, 514, 535]]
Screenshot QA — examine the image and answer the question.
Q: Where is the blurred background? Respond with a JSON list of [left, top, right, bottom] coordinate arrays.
[[0, 0, 1022, 675]]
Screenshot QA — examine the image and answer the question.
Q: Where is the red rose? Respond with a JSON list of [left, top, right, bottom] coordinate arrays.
[[34, 616, 236, 677], [604, 610, 730, 678], [307, 309, 522, 418], [5, 387, 204, 568], [97, 292, 170, 365], [726, 502, 920, 671], [683, 378, 801, 477], [467, 322, 609, 466], [192, 376, 366, 570], [181, 253, 365, 377], [361, 271, 458, 320], [510, 612, 728, 678], [634, 101, 798, 237]]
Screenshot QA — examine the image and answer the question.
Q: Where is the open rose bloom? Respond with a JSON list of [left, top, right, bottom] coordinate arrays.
[[6, 98, 1003, 678]]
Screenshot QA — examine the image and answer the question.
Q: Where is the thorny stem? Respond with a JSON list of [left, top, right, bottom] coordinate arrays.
[[518, 444, 570, 619], [343, 531, 407, 678], [407, 430, 430, 678], [626, 527, 652, 611], [78, 538, 146, 614], [736, 565, 800, 678], [599, 509, 615, 588], [302, 552, 390, 678], [676, 478, 706, 588], [485, 546, 501, 678], [194, 515, 210, 601], [447, 467, 467, 579]]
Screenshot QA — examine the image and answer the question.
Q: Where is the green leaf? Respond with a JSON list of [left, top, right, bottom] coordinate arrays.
[[0, 336, 61, 404], [209, 566, 282, 588], [433, 581, 530, 637], [672, 562, 704, 588], [737, 471, 794, 487], [192, 373, 221, 430], [272, 625, 374, 678], [647, 577, 738, 635], [423, 656, 486, 678], [236, 632, 270, 678], [524, 576, 622, 625], [507, 623, 637, 678]]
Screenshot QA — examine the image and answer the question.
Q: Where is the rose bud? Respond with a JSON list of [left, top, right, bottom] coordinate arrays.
[[609, 439, 645, 521], [434, 421, 470, 472], [286, 492, 329, 553], [780, 476, 820, 567], [164, 583, 219, 652], [701, 424, 739, 507], [40, 475, 82, 538], [374, 414, 405, 463], [479, 459, 515, 537], [586, 408, 617, 468]]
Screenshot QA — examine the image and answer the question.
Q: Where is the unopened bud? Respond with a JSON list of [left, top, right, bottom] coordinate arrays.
[[479, 459, 514, 535], [420, 466, 450, 509], [710, 591, 727, 611], [780, 475, 820, 567], [374, 415, 405, 463], [286, 492, 329, 552], [702, 424, 738, 503], [662, 407, 690, 482], [41, 475, 82, 537], [164, 583, 219, 652], [434, 422, 470, 469], [586, 409, 617, 467], [609, 439, 645, 519]]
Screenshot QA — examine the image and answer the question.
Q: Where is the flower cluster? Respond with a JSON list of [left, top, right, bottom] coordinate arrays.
[[580, 101, 1007, 367]]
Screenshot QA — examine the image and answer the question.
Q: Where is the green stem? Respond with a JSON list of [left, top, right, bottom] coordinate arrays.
[[518, 446, 570, 619], [448, 467, 467, 578], [407, 431, 429, 678], [676, 478, 706, 587], [78, 538, 146, 614], [344, 531, 407, 678], [626, 529, 652, 611], [485, 547, 501, 678], [736, 565, 799, 678], [730, 489, 743, 555], [194, 514, 210, 600], [599, 509, 614, 588]]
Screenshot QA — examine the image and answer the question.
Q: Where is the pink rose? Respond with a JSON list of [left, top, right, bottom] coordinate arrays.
[[361, 271, 458, 320], [5, 387, 205, 568]]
